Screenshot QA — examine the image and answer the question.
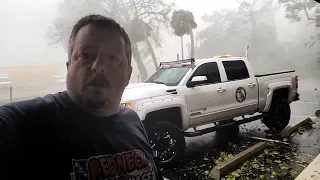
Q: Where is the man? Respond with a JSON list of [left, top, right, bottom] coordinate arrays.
[[0, 14, 163, 180]]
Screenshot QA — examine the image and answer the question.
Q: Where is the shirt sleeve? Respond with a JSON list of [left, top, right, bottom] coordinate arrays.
[[0, 104, 25, 178], [0, 98, 55, 179]]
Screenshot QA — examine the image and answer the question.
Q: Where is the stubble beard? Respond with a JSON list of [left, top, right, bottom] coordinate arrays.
[[66, 76, 109, 111]]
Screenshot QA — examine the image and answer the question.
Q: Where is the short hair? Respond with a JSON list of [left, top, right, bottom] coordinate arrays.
[[68, 14, 132, 64]]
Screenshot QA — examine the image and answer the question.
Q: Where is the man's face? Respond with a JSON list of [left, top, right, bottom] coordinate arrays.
[[66, 24, 132, 109]]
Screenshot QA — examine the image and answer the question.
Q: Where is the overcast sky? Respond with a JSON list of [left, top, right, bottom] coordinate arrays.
[[0, 0, 299, 69]]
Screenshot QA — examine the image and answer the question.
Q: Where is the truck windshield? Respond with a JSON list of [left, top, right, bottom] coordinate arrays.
[[145, 66, 190, 86]]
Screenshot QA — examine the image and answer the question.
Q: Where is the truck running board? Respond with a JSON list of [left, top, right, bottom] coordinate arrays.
[[184, 114, 265, 137]]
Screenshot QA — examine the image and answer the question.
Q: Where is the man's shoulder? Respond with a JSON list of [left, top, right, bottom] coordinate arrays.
[[120, 105, 139, 116], [119, 106, 141, 123], [0, 91, 68, 117]]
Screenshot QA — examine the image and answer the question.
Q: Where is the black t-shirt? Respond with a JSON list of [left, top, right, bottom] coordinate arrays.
[[0, 91, 162, 180]]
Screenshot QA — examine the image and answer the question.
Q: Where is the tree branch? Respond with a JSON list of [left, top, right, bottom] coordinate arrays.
[[302, 6, 316, 21]]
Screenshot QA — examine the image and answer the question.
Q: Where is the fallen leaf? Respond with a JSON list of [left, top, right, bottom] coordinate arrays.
[[231, 172, 240, 177], [275, 160, 282, 164], [253, 163, 260, 169]]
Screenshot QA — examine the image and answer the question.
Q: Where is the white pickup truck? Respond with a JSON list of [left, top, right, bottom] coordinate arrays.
[[121, 56, 300, 166]]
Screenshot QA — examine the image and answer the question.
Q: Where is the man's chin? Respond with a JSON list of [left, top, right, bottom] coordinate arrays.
[[82, 96, 108, 109], [82, 90, 109, 108]]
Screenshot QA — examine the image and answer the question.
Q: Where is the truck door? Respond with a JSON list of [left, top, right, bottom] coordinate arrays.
[[185, 62, 226, 126], [220, 60, 259, 117]]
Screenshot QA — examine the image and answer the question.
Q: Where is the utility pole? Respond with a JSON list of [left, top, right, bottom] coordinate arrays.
[[245, 45, 249, 59], [181, 36, 184, 59]]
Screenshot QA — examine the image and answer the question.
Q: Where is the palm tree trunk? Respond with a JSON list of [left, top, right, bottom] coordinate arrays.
[[181, 36, 184, 59], [188, 24, 195, 58], [145, 39, 158, 70], [118, 0, 148, 81], [132, 43, 148, 81], [250, 12, 257, 61], [142, 23, 158, 70]]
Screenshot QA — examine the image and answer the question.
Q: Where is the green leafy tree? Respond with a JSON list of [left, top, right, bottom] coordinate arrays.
[[170, 10, 197, 59], [195, 4, 286, 70], [279, 0, 320, 47], [46, 0, 106, 49], [195, 9, 249, 58], [127, 0, 173, 70], [237, 0, 276, 59], [46, 0, 174, 81]]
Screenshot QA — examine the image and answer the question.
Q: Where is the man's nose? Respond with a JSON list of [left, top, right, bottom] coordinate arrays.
[[91, 57, 106, 73]]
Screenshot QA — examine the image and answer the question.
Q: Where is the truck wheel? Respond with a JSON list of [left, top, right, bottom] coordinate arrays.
[[262, 97, 291, 131], [146, 122, 185, 168]]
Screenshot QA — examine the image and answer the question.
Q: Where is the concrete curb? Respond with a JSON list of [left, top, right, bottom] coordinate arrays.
[[295, 153, 320, 180], [209, 142, 268, 180], [281, 117, 312, 137]]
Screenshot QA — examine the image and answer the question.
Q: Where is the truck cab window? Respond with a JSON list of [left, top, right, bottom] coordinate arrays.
[[223, 60, 250, 81], [191, 62, 221, 84]]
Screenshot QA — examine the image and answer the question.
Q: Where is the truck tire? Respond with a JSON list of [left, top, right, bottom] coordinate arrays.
[[262, 97, 291, 131], [146, 122, 185, 168]]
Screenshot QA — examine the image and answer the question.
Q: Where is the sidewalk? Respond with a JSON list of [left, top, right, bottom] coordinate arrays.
[[295, 153, 320, 180]]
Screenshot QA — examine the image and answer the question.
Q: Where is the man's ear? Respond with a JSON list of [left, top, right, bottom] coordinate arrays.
[[66, 61, 70, 70], [126, 65, 132, 86]]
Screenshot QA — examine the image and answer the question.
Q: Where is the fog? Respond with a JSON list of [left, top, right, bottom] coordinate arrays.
[[0, 0, 319, 100]]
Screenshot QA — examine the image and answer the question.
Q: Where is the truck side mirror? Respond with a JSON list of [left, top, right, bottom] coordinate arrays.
[[187, 76, 208, 88]]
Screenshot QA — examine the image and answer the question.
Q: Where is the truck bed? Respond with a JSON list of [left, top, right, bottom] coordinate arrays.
[[255, 70, 298, 112]]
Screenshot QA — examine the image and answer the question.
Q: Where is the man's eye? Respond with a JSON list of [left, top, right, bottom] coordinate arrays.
[[109, 56, 123, 66], [79, 53, 96, 61], [78, 53, 87, 59]]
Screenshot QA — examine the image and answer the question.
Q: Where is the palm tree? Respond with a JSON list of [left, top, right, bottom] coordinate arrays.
[[130, 16, 159, 70], [170, 10, 197, 59]]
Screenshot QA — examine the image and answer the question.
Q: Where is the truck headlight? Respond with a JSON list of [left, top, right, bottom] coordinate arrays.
[[122, 103, 132, 109]]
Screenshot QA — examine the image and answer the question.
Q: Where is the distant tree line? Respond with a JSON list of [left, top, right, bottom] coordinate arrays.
[[47, 0, 320, 80]]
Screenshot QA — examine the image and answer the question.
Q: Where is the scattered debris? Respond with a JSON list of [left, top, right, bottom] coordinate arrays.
[[162, 120, 316, 180], [210, 142, 268, 180], [281, 118, 314, 137], [300, 153, 316, 158], [162, 139, 258, 180], [223, 142, 307, 180], [248, 136, 290, 145]]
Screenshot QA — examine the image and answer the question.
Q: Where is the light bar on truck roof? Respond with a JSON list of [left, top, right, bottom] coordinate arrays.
[[159, 58, 195, 67], [214, 55, 232, 58]]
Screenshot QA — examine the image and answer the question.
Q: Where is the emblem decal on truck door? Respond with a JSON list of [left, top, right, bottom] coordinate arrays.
[[235, 87, 247, 103]]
